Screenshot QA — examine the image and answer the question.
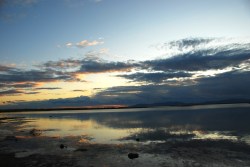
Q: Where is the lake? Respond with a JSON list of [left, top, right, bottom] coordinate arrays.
[[3, 103, 250, 145]]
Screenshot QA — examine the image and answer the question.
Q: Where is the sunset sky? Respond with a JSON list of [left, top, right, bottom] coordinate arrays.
[[0, 0, 250, 109]]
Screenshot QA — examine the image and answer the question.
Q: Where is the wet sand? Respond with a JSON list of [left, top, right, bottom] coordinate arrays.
[[1, 116, 250, 167]]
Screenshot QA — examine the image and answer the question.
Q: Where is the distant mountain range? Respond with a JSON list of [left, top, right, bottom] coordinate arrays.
[[0, 98, 249, 112], [130, 98, 250, 108]]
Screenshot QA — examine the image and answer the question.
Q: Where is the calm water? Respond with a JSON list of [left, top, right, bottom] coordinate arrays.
[[3, 104, 250, 144]]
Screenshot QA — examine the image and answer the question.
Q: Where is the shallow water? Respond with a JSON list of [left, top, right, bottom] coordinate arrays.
[[3, 104, 250, 144]]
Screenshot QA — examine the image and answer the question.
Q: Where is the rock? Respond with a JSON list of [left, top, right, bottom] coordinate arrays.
[[29, 129, 42, 136], [136, 138, 140, 142], [128, 153, 139, 159], [60, 144, 67, 149], [75, 148, 88, 152], [5, 136, 18, 142]]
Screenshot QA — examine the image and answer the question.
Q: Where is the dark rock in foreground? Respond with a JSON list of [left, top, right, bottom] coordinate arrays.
[[75, 148, 88, 152], [60, 144, 67, 149], [5, 136, 18, 142], [128, 153, 139, 159], [30, 129, 42, 136]]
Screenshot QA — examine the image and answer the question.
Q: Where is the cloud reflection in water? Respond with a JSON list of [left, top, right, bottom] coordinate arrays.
[[9, 105, 250, 144]]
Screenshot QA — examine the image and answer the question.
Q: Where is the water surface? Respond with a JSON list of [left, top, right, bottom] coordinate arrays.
[[3, 104, 250, 144]]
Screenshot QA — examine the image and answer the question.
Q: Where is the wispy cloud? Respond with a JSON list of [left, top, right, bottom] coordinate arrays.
[[157, 37, 250, 57], [65, 39, 104, 48]]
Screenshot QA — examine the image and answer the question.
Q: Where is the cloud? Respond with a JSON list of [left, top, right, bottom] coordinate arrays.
[[72, 89, 86, 92], [66, 43, 73, 47], [39, 56, 135, 74], [0, 56, 135, 95], [158, 37, 250, 57], [42, 37, 250, 77], [145, 38, 250, 72], [24, 91, 40, 94], [35, 87, 62, 90], [195, 70, 250, 99], [1, 37, 250, 108], [78, 58, 135, 73], [0, 82, 38, 89], [118, 72, 192, 83], [40, 59, 81, 70], [2, 70, 250, 108], [0, 64, 15, 71], [144, 49, 250, 72], [0, 89, 23, 96], [102, 70, 250, 104], [76, 40, 103, 48], [0, 69, 76, 83], [65, 39, 104, 48]]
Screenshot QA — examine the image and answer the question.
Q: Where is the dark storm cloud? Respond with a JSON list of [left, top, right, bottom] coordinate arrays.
[[118, 72, 192, 83], [93, 85, 171, 105], [144, 48, 250, 72], [0, 82, 38, 89], [35, 87, 62, 90], [195, 70, 250, 99], [92, 67, 250, 105], [1, 70, 250, 108], [24, 91, 40, 94], [78, 59, 135, 73], [0, 68, 77, 83], [0, 89, 23, 96]]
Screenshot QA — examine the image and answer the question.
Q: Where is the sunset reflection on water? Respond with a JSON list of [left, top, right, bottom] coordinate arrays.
[[5, 104, 250, 144]]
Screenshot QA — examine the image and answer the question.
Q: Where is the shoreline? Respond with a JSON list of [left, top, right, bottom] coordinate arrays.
[[1, 102, 250, 113]]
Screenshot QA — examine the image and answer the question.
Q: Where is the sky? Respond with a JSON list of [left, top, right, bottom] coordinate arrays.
[[0, 0, 250, 109]]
